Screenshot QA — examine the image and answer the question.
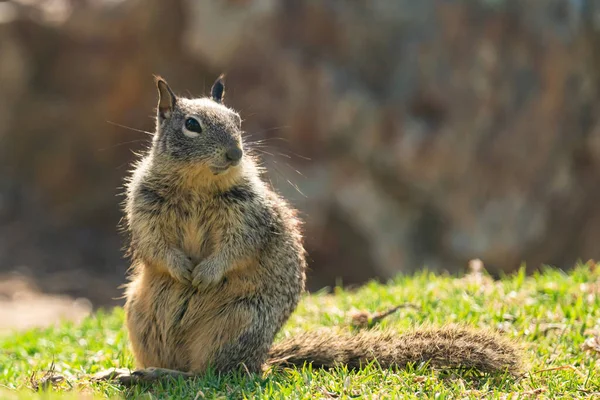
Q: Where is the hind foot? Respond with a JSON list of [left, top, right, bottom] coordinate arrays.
[[92, 367, 194, 386]]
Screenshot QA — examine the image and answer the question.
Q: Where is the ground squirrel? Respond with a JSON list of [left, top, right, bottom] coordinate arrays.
[[94, 76, 522, 385]]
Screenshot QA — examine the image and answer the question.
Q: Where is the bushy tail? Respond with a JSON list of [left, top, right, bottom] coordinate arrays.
[[267, 325, 523, 376]]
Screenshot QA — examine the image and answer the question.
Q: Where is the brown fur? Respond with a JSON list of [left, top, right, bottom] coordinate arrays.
[[93, 77, 523, 385]]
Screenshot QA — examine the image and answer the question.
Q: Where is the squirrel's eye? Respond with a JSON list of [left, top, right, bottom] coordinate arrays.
[[184, 117, 202, 133]]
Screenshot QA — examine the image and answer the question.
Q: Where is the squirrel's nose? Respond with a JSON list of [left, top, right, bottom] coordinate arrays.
[[226, 147, 243, 163]]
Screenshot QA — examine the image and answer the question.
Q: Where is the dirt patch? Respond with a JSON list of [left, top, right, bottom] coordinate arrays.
[[0, 275, 93, 334]]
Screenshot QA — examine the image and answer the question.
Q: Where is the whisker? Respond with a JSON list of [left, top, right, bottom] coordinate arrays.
[[257, 155, 307, 198], [245, 140, 291, 149], [280, 161, 305, 177], [287, 151, 311, 161], [255, 126, 291, 134], [97, 139, 149, 152], [284, 177, 306, 198], [270, 159, 306, 178], [253, 149, 276, 157], [247, 134, 292, 142], [248, 144, 311, 162], [106, 120, 154, 136]]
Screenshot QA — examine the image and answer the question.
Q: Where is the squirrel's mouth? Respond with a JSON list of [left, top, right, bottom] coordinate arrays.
[[210, 164, 237, 175], [210, 157, 241, 175]]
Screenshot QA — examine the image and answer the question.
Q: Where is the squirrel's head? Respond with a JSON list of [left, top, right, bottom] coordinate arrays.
[[151, 75, 244, 176]]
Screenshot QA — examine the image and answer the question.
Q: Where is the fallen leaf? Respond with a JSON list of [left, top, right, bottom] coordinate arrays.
[[582, 335, 600, 355]]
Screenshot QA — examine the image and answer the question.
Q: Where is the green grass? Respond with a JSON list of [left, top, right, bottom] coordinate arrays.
[[1, 264, 599, 399]]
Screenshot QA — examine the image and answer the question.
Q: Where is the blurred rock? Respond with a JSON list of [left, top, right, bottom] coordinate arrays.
[[0, 0, 212, 304], [1, 0, 600, 304]]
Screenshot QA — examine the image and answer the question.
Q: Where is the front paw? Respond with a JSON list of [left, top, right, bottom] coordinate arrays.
[[191, 259, 223, 288], [167, 251, 194, 284]]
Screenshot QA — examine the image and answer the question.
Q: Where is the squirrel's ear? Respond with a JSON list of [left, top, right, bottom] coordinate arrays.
[[211, 74, 225, 103], [155, 76, 176, 120]]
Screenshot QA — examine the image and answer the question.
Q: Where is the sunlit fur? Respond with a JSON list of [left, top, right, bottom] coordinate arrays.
[[122, 77, 306, 375]]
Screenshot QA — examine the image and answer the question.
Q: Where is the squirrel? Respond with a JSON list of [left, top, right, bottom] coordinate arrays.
[[93, 76, 523, 385]]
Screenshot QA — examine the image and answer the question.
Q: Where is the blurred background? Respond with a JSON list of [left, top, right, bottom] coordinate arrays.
[[1, 0, 600, 329]]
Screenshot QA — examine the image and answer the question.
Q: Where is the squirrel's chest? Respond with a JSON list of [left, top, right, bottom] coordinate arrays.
[[175, 201, 232, 262]]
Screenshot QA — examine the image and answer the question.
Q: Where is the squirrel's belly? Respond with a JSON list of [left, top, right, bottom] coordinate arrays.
[[124, 267, 255, 372]]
